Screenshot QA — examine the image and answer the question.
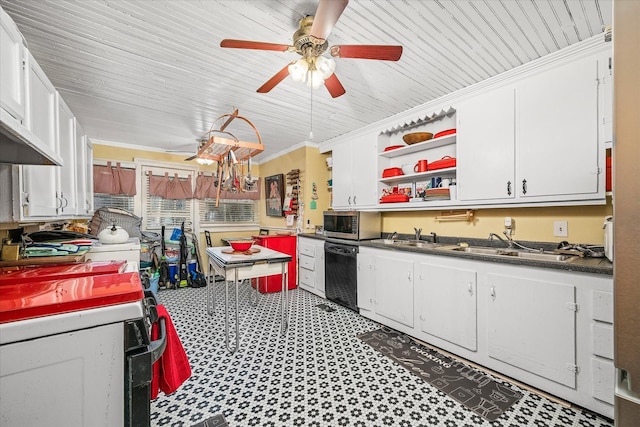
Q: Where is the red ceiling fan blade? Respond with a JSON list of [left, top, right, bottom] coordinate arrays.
[[310, 0, 349, 42], [330, 45, 403, 61], [220, 39, 292, 52], [257, 64, 291, 93], [324, 73, 346, 98]]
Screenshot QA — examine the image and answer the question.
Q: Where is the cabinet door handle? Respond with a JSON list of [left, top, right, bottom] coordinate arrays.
[[407, 272, 411, 281], [490, 286, 496, 301], [468, 282, 473, 296], [353, 195, 357, 205], [522, 179, 527, 195], [348, 196, 351, 205], [507, 181, 512, 196]]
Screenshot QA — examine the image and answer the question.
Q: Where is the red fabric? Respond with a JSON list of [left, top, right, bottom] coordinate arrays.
[[151, 304, 191, 399]]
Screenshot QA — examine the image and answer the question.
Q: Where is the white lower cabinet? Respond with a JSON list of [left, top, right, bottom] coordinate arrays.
[[357, 248, 414, 333], [416, 262, 477, 351], [297, 236, 325, 297], [359, 246, 613, 419], [486, 273, 577, 388], [373, 255, 414, 328]]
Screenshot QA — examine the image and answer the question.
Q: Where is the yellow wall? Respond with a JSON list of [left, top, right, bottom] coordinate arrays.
[[92, 144, 221, 173], [94, 143, 611, 245], [257, 145, 331, 230], [382, 200, 612, 244]]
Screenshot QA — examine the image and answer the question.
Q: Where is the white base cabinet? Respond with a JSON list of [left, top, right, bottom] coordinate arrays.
[[297, 236, 325, 298], [359, 248, 614, 419], [487, 273, 577, 388], [416, 263, 477, 352], [357, 247, 415, 334]]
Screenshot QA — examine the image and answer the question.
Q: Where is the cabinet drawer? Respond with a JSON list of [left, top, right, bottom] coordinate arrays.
[[592, 323, 614, 359], [299, 242, 315, 257], [592, 290, 613, 323], [299, 255, 315, 271], [591, 357, 615, 405], [299, 268, 314, 287]]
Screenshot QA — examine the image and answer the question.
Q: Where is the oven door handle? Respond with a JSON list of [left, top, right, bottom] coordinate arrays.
[[150, 314, 167, 364]]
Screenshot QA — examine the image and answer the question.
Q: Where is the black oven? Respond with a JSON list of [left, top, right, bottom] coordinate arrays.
[[125, 289, 167, 426], [324, 241, 359, 312]]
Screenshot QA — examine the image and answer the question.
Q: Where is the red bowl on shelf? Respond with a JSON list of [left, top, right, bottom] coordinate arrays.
[[229, 240, 253, 251], [433, 128, 456, 139]]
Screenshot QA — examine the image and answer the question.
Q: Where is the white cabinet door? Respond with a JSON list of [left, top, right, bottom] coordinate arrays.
[[487, 273, 577, 388], [416, 262, 477, 351], [84, 138, 94, 215], [516, 56, 600, 198], [350, 133, 378, 207], [374, 255, 414, 328], [457, 86, 515, 201], [331, 141, 352, 208], [0, 7, 25, 122], [356, 250, 375, 314], [57, 96, 77, 215], [315, 239, 325, 295], [20, 53, 59, 218], [331, 132, 378, 209], [75, 123, 93, 216]]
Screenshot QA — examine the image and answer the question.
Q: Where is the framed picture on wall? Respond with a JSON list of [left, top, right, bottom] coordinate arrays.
[[265, 174, 284, 217]]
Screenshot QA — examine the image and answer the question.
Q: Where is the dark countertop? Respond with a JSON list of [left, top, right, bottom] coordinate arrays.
[[298, 232, 613, 276]]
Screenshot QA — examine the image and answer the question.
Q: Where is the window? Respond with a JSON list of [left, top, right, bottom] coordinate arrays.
[[142, 165, 195, 231], [94, 193, 134, 211], [199, 199, 258, 225]]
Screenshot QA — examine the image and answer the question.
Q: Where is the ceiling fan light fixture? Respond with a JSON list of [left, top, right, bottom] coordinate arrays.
[[315, 56, 335, 79], [288, 59, 309, 82], [307, 70, 325, 88]]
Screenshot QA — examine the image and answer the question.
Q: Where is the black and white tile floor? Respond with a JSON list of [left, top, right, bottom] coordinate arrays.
[[151, 284, 614, 427]]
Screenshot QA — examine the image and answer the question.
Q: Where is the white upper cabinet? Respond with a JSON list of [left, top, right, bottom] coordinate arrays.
[[516, 55, 600, 199], [0, 6, 25, 122], [18, 52, 59, 219], [9, 43, 92, 220], [457, 86, 515, 201], [456, 50, 607, 205], [331, 131, 378, 209], [57, 95, 78, 215], [76, 123, 94, 216]]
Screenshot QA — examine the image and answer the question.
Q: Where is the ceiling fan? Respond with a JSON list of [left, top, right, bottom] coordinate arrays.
[[220, 0, 403, 98]]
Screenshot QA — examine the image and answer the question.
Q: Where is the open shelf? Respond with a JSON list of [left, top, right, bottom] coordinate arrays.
[[379, 134, 456, 158], [379, 167, 456, 184]]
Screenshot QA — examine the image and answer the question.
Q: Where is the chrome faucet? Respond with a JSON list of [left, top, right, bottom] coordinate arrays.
[[430, 232, 437, 243], [414, 227, 422, 241], [488, 232, 513, 248], [387, 231, 398, 241]]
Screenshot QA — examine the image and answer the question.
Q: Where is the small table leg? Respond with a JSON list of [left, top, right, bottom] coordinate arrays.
[[225, 268, 240, 353], [280, 262, 288, 335], [206, 261, 215, 315]]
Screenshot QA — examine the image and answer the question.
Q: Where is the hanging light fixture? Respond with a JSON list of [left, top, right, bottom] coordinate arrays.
[[287, 55, 336, 88], [195, 157, 214, 166]]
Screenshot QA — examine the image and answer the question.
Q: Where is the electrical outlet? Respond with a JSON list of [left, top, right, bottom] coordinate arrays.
[[554, 220, 568, 237]]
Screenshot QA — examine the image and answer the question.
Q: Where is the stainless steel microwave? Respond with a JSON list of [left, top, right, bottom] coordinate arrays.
[[323, 211, 381, 240]]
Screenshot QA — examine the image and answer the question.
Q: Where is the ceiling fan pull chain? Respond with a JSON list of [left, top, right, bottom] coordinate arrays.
[[310, 73, 314, 140]]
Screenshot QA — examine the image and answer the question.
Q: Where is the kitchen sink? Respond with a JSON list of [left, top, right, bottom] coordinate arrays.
[[370, 239, 440, 248], [371, 239, 405, 245], [400, 240, 440, 248], [448, 246, 575, 262], [452, 247, 504, 255]]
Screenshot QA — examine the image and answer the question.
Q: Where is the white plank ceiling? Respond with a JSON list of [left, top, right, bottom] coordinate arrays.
[[1, 0, 612, 161]]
